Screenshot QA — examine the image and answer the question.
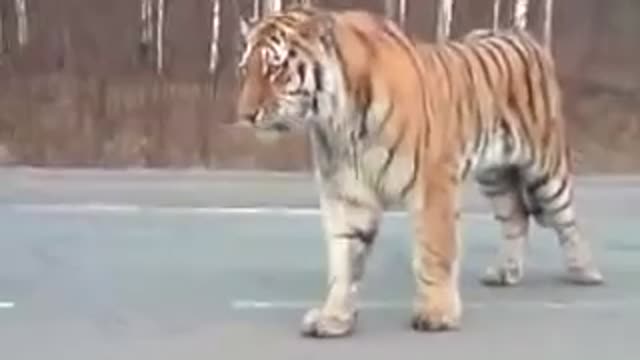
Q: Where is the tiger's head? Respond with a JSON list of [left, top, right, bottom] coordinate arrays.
[[235, 7, 335, 133]]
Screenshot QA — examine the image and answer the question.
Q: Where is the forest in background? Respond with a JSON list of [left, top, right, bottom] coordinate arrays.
[[0, 0, 638, 172]]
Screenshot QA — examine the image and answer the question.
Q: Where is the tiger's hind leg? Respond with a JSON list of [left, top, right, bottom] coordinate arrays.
[[300, 192, 382, 338], [523, 167, 604, 285], [476, 168, 530, 286]]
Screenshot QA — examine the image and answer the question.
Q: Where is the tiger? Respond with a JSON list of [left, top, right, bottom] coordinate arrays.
[[234, 5, 604, 337]]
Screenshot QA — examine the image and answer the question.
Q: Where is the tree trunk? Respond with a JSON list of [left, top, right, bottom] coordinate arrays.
[[208, 0, 221, 74], [141, 0, 153, 45], [0, 8, 4, 55], [436, 0, 454, 41], [493, 0, 502, 30], [156, 0, 165, 74], [513, 0, 529, 29], [253, 0, 261, 19], [543, 0, 554, 48], [384, 0, 397, 22], [262, 0, 282, 15], [398, 0, 407, 28], [139, 0, 154, 62], [14, 0, 28, 47]]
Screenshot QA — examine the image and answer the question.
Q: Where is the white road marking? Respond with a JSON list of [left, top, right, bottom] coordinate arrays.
[[0, 301, 15, 309], [6, 204, 494, 220], [231, 299, 640, 311]]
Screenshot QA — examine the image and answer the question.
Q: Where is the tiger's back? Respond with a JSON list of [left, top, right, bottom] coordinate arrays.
[[415, 29, 566, 182]]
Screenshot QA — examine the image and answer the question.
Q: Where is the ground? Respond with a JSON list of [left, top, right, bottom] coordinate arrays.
[[0, 168, 639, 359]]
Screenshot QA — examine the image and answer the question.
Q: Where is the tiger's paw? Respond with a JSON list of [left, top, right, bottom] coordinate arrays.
[[564, 265, 604, 286], [300, 308, 357, 338], [411, 291, 461, 332], [481, 260, 524, 287]]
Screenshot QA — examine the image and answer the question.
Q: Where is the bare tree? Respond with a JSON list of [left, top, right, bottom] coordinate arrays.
[[156, 0, 165, 74], [384, 0, 406, 27], [139, 0, 154, 62], [513, 0, 529, 29], [398, 0, 407, 28], [262, 0, 282, 15], [251, 0, 260, 19], [14, 0, 28, 47], [208, 0, 222, 74], [492, 0, 502, 30], [436, 0, 454, 41], [543, 0, 554, 48], [384, 0, 397, 22], [0, 8, 4, 56], [141, 0, 154, 46]]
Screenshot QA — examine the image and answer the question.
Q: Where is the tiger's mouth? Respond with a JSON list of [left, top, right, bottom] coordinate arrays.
[[236, 110, 291, 133], [269, 123, 291, 132]]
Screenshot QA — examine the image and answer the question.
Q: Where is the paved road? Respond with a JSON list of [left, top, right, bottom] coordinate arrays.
[[1, 168, 639, 360]]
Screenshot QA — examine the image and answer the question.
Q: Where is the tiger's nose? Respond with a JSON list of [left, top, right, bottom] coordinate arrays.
[[239, 109, 260, 126]]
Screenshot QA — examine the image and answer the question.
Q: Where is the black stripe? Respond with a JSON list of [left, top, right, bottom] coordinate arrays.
[[375, 124, 407, 189], [448, 43, 478, 93], [335, 227, 378, 247], [545, 197, 572, 215], [494, 213, 512, 222], [552, 146, 565, 176], [297, 63, 306, 84], [448, 44, 484, 143], [476, 175, 500, 187], [474, 128, 488, 156], [329, 30, 350, 92], [485, 37, 536, 159], [517, 34, 553, 124], [500, 118, 515, 154], [378, 19, 431, 145], [529, 205, 543, 217], [540, 147, 562, 182], [349, 24, 378, 58], [400, 144, 420, 198], [376, 102, 395, 136], [483, 187, 511, 197], [499, 35, 537, 125], [357, 77, 373, 139], [460, 159, 472, 180], [527, 174, 549, 195], [431, 48, 455, 102], [467, 42, 497, 92], [313, 62, 323, 92], [311, 123, 332, 158], [477, 41, 506, 85], [538, 177, 568, 204], [335, 194, 370, 209], [478, 177, 511, 197], [514, 35, 547, 131]]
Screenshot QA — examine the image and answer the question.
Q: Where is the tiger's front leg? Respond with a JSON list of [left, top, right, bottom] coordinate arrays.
[[410, 164, 462, 332], [301, 191, 381, 338]]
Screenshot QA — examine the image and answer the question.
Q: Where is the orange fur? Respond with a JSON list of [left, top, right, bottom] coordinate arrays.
[[234, 6, 603, 337]]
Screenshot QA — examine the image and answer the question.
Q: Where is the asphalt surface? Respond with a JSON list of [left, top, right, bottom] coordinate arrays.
[[1, 168, 639, 360]]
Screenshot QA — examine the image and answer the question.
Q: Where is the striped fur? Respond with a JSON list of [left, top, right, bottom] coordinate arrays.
[[413, 29, 603, 288], [235, 6, 603, 337]]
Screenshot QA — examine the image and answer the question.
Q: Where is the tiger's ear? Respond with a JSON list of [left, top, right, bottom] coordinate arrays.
[[298, 13, 333, 40], [239, 16, 258, 40]]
